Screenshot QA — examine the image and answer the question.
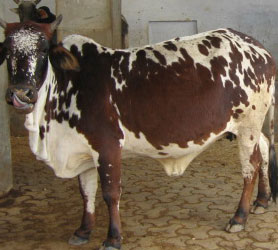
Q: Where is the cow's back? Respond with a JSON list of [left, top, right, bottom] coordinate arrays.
[[110, 29, 275, 152]]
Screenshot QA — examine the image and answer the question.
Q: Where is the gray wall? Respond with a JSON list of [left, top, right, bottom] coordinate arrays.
[[0, 3, 13, 196], [122, 0, 278, 62], [57, 0, 121, 48], [0, 58, 13, 196]]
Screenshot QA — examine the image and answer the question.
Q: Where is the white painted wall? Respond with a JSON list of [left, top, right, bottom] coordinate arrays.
[[149, 21, 197, 44], [57, 0, 114, 47], [122, 0, 278, 61]]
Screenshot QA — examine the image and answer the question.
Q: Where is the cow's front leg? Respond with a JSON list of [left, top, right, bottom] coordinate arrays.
[[69, 168, 98, 245], [98, 153, 122, 250]]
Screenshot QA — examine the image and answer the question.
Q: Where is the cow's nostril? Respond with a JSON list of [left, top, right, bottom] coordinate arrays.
[[9, 90, 14, 98], [26, 89, 33, 99], [7, 89, 14, 99], [5, 88, 14, 104]]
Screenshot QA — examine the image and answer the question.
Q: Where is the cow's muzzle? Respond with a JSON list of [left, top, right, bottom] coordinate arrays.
[[6, 85, 38, 114]]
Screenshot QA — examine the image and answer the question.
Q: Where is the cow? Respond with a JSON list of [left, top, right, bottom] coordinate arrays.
[[10, 0, 57, 43], [11, 0, 42, 23], [11, 0, 56, 24], [0, 15, 277, 250]]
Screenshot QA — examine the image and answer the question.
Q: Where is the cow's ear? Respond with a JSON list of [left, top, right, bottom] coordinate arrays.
[[49, 44, 80, 71], [37, 8, 48, 19], [0, 43, 6, 66]]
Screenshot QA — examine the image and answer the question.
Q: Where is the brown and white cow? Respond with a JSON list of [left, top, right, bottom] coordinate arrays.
[[0, 16, 277, 249], [11, 0, 56, 24], [10, 0, 57, 44], [11, 0, 42, 22]]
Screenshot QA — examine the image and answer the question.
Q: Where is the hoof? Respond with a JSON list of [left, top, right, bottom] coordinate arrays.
[[250, 205, 266, 214], [68, 234, 89, 246], [225, 221, 244, 233], [99, 242, 121, 250], [251, 200, 268, 214], [99, 246, 121, 250]]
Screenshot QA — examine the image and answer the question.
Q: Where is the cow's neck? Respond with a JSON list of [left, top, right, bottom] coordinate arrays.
[[24, 60, 59, 161], [24, 60, 96, 177], [25, 59, 55, 132]]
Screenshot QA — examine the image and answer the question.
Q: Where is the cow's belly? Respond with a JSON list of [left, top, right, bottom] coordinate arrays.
[[122, 128, 225, 176]]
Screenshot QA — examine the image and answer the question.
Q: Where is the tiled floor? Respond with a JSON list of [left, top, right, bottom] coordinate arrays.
[[0, 137, 277, 249]]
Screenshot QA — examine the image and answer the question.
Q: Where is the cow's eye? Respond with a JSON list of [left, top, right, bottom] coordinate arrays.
[[42, 48, 49, 54], [5, 49, 11, 59], [39, 49, 48, 56]]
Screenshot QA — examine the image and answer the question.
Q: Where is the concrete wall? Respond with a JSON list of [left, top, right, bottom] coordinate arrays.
[[57, 0, 112, 46], [0, 60, 13, 196], [0, 4, 12, 196], [57, 0, 121, 48], [122, 0, 278, 62]]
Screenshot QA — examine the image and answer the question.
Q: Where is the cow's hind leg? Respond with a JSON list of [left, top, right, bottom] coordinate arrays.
[[69, 168, 98, 245], [251, 133, 271, 214], [226, 129, 262, 233]]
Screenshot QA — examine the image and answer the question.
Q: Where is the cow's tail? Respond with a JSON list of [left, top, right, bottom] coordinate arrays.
[[269, 87, 278, 202]]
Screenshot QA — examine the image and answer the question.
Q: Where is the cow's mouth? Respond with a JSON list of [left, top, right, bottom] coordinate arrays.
[[11, 94, 34, 112], [6, 86, 37, 114]]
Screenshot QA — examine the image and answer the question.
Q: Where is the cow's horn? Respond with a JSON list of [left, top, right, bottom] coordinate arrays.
[[50, 15, 63, 31], [0, 18, 7, 29], [33, 0, 42, 5]]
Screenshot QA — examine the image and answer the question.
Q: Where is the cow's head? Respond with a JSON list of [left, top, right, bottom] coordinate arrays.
[[11, 0, 42, 22], [0, 15, 79, 114], [11, 0, 56, 24]]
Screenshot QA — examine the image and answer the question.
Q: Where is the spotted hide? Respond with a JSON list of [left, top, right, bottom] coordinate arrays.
[[0, 17, 277, 250]]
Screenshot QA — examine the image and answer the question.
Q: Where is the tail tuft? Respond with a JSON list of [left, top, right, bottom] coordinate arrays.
[[269, 145, 278, 202]]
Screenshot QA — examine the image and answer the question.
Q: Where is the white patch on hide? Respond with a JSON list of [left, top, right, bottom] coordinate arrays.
[[79, 168, 98, 214], [62, 34, 113, 56], [121, 122, 225, 177], [11, 28, 41, 54], [259, 133, 270, 194], [235, 83, 273, 180], [10, 27, 43, 79]]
